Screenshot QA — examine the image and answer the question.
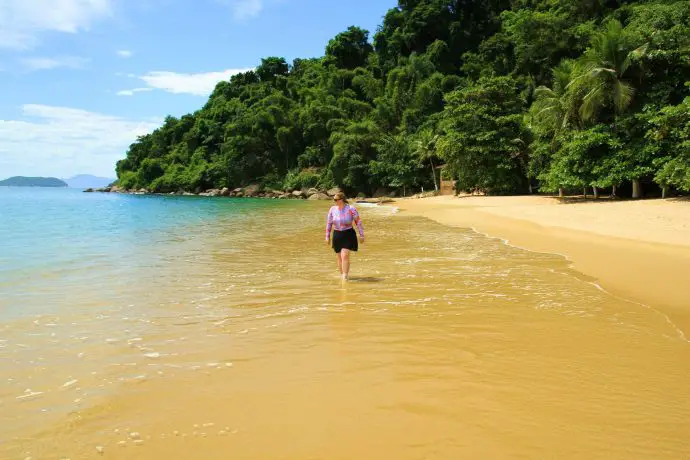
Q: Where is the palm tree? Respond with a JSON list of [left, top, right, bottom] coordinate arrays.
[[566, 20, 648, 197], [530, 59, 577, 143], [569, 20, 648, 123], [528, 60, 576, 197], [411, 129, 440, 192]]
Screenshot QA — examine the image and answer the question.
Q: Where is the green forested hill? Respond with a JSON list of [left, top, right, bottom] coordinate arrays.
[[0, 176, 68, 187], [116, 0, 690, 198]]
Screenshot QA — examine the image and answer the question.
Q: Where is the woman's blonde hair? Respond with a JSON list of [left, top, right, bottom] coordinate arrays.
[[333, 192, 348, 203]]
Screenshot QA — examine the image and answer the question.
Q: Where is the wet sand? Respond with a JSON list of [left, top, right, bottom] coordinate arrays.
[[392, 195, 690, 336], [3, 201, 689, 459]]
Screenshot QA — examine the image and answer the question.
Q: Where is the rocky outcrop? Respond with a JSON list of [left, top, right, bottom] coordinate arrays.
[[89, 183, 371, 201], [85, 185, 114, 193], [199, 189, 223, 197]]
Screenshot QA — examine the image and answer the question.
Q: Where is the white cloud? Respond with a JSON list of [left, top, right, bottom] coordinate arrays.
[[216, 0, 262, 20], [230, 0, 262, 20], [116, 49, 132, 58], [0, 104, 161, 177], [133, 68, 253, 96], [0, 0, 112, 50], [20, 56, 89, 70], [116, 87, 153, 96]]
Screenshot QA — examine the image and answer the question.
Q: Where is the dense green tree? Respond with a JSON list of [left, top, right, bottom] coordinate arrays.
[[370, 133, 425, 194], [437, 76, 528, 194], [256, 57, 289, 82], [115, 0, 690, 198], [325, 26, 374, 70], [646, 95, 690, 194]]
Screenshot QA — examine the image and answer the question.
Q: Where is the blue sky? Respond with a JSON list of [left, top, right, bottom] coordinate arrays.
[[0, 0, 396, 179]]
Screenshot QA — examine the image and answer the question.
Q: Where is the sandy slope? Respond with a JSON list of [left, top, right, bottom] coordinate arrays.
[[391, 195, 690, 336]]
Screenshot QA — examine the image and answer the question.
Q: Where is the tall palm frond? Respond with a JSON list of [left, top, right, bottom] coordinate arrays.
[[567, 20, 648, 123]]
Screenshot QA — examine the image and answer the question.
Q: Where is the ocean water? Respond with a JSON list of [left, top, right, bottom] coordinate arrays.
[[0, 187, 286, 318], [1, 187, 689, 459]]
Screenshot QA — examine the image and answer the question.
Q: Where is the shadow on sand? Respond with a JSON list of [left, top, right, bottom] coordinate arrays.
[[346, 276, 385, 283]]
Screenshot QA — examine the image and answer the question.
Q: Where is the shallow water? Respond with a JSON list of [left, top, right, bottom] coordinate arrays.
[[1, 189, 689, 459]]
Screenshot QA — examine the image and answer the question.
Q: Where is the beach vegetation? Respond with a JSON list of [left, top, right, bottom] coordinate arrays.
[[116, 0, 690, 198]]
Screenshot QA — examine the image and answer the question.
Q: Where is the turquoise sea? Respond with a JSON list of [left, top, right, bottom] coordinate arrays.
[[1, 186, 322, 442], [0, 187, 287, 319]]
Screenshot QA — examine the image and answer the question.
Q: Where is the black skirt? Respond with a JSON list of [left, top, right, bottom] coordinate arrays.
[[332, 228, 358, 253]]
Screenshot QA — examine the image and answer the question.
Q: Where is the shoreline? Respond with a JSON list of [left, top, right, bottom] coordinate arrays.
[[390, 195, 690, 337]]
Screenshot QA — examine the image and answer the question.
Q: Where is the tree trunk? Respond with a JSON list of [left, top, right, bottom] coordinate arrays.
[[429, 158, 438, 192], [632, 179, 642, 199], [593, 186, 599, 199], [558, 187, 565, 198], [662, 185, 669, 199], [583, 187, 587, 199], [611, 184, 617, 197]]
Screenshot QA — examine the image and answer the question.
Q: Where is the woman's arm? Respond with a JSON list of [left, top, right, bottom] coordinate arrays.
[[325, 208, 333, 241], [350, 207, 364, 240], [354, 217, 364, 241]]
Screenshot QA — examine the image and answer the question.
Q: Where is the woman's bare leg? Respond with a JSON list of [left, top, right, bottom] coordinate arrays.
[[340, 249, 350, 279], [336, 252, 343, 275]]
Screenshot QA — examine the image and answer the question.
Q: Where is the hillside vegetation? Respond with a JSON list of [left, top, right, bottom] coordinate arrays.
[[116, 0, 690, 198]]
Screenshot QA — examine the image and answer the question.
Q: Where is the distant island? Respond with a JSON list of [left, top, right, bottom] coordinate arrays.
[[64, 174, 115, 189], [0, 176, 68, 187]]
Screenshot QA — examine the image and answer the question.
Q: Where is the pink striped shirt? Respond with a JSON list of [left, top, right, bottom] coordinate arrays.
[[326, 204, 364, 240]]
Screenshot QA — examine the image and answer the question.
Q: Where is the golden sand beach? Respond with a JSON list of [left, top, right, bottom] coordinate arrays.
[[392, 194, 690, 336], [3, 198, 689, 459]]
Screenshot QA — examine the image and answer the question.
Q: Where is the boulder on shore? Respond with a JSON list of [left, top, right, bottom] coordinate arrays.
[[308, 192, 330, 201], [244, 184, 261, 197], [326, 187, 341, 197]]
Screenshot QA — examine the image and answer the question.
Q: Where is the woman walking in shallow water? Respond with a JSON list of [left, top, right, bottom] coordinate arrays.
[[325, 192, 364, 281]]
